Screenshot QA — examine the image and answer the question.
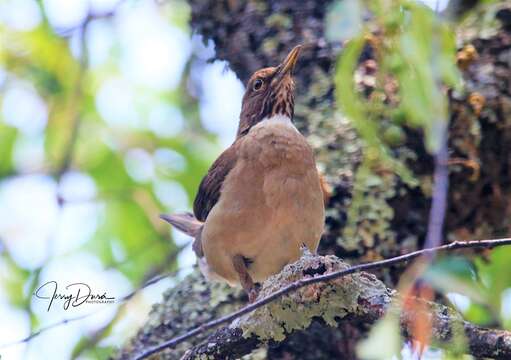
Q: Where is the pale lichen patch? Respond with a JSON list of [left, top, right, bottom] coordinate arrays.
[[236, 252, 391, 342]]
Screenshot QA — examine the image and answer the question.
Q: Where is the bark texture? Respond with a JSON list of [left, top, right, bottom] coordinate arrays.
[[181, 253, 511, 360], [116, 1, 511, 359], [118, 252, 511, 360]]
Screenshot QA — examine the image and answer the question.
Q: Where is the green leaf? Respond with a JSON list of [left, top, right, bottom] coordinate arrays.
[[0, 252, 30, 308], [423, 256, 486, 303], [475, 247, 511, 312], [336, 35, 380, 152], [357, 313, 402, 359], [0, 123, 18, 176], [464, 302, 494, 326]]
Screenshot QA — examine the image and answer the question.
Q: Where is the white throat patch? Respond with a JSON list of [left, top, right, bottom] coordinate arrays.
[[257, 114, 299, 133]]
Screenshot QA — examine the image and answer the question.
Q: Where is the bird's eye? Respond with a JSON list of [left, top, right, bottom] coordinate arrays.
[[253, 79, 263, 91]]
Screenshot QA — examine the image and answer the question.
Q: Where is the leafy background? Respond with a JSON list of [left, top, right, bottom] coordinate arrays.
[[0, 0, 510, 359], [0, 0, 244, 358]]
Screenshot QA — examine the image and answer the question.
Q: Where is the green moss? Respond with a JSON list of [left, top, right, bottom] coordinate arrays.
[[115, 269, 245, 359], [261, 38, 279, 57], [266, 13, 292, 29], [383, 125, 406, 146], [341, 162, 397, 251], [237, 251, 390, 342]]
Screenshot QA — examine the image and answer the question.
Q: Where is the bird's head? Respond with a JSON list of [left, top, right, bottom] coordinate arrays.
[[237, 45, 302, 137]]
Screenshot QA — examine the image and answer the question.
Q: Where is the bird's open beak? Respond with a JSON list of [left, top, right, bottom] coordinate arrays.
[[276, 45, 302, 79]]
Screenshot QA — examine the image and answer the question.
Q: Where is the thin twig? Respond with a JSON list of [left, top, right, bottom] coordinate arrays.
[[53, 0, 129, 37], [0, 312, 95, 350], [0, 264, 191, 351], [423, 131, 449, 255], [69, 243, 190, 358], [134, 237, 511, 360]]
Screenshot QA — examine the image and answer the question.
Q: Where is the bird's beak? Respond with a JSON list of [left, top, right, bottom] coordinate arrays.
[[275, 45, 302, 79]]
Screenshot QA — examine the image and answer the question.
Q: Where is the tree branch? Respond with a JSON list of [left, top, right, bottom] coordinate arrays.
[[181, 267, 511, 360], [132, 238, 511, 360], [0, 247, 188, 351]]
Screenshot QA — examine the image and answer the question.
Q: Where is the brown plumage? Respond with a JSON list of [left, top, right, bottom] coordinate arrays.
[[162, 45, 326, 302]]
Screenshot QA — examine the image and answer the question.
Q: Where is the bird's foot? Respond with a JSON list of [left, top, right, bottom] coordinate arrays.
[[247, 287, 259, 303], [300, 243, 315, 256], [233, 254, 258, 302]]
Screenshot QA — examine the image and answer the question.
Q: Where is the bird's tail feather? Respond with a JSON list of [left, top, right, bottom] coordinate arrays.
[[160, 212, 203, 237]]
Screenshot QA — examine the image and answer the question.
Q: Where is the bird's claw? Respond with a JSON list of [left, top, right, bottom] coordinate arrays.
[[248, 288, 259, 303]]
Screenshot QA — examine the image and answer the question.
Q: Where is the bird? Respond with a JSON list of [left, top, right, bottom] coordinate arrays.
[[161, 45, 326, 302]]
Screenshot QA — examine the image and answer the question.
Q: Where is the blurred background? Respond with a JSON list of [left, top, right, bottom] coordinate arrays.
[[0, 0, 245, 358], [0, 0, 509, 359]]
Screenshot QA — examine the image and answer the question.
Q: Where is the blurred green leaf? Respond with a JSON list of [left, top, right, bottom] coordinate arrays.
[[475, 247, 511, 312], [357, 312, 402, 359], [0, 252, 30, 308], [423, 256, 486, 303], [336, 34, 381, 154], [464, 302, 494, 325], [0, 123, 18, 176]]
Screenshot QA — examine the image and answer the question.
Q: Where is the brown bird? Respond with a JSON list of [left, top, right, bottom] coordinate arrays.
[[161, 45, 326, 302]]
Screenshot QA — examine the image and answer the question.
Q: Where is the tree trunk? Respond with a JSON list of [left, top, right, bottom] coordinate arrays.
[[116, 1, 511, 359]]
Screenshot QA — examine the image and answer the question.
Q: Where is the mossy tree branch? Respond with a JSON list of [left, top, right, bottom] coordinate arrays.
[[122, 239, 511, 360], [181, 253, 511, 360]]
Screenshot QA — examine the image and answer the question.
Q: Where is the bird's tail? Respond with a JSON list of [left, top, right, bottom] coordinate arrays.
[[161, 212, 224, 282], [160, 212, 203, 237]]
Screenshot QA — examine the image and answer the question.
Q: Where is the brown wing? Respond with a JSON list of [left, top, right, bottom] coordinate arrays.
[[193, 142, 239, 222]]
